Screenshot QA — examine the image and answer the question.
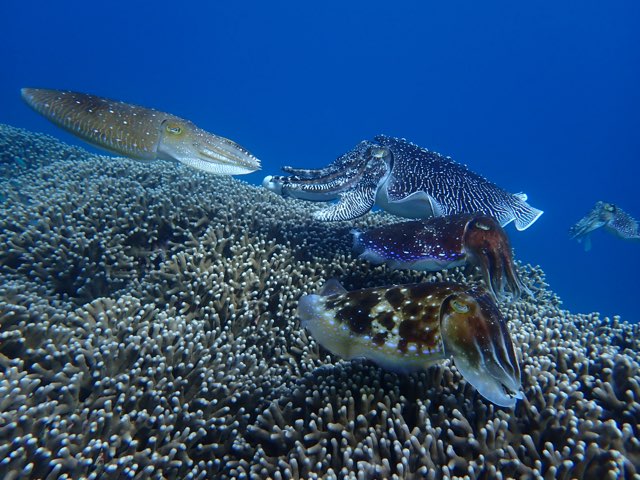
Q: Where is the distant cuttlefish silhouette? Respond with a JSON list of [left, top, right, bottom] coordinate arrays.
[[569, 201, 640, 251], [21, 88, 260, 175]]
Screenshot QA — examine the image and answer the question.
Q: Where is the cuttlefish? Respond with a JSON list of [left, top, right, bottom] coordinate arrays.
[[264, 135, 542, 230], [21, 88, 260, 175], [352, 214, 528, 302], [298, 279, 523, 407], [570, 201, 640, 251]]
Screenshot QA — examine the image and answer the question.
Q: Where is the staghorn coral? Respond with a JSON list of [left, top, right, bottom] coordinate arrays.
[[0, 123, 639, 479], [0, 123, 86, 172]]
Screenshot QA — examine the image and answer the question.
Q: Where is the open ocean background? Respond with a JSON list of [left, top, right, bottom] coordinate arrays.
[[1, 1, 638, 322]]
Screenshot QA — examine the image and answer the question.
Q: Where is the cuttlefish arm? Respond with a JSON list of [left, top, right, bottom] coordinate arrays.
[[440, 287, 523, 407], [263, 140, 376, 201], [263, 143, 392, 220], [312, 152, 391, 221], [461, 216, 530, 302], [21, 88, 260, 175]]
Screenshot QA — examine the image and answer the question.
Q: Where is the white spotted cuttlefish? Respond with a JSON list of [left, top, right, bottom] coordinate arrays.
[[569, 201, 640, 251], [352, 213, 529, 302], [298, 280, 523, 408], [264, 135, 543, 230], [21, 88, 261, 175]]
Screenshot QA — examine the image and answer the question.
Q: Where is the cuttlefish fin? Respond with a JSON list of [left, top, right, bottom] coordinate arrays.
[[385, 189, 446, 218], [514, 192, 528, 202], [511, 199, 544, 231], [320, 279, 347, 296]]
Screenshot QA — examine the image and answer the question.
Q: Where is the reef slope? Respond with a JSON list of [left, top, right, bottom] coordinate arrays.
[[0, 124, 639, 479]]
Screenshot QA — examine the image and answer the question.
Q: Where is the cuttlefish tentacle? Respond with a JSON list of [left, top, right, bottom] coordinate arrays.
[[281, 140, 379, 180], [21, 88, 260, 175], [439, 287, 522, 405], [270, 159, 368, 194], [281, 162, 362, 180], [263, 143, 392, 212], [462, 216, 529, 301], [470, 244, 525, 301], [313, 151, 391, 221], [263, 140, 374, 199], [298, 280, 523, 408], [264, 165, 365, 201]]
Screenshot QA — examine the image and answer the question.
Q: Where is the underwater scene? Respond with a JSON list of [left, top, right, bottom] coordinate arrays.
[[1, 2, 639, 479]]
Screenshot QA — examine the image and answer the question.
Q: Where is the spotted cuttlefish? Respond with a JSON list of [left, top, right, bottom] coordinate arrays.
[[570, 201, 640, 251], [21, 88, 260, 175], [352, 214, 528, 302], [264, 135, 542, 230], [298, 279, 523, 408]]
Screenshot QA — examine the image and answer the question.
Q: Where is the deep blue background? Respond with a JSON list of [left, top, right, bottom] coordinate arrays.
[[1, 1, 639, 321]]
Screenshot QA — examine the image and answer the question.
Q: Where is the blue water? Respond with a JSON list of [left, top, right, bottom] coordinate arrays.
[[1, 1, 639, 321]]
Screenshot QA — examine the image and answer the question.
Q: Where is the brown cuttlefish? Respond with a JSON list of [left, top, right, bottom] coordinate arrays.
[[352, 214, 529, 302], [298, 280, 523, 408], [21, 88, 260, 175]]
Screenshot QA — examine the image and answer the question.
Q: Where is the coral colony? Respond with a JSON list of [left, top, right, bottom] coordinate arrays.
[[0, 124, 638, 478]]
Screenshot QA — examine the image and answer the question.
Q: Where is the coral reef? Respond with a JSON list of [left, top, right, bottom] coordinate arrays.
[[0, 124, 639, 479]]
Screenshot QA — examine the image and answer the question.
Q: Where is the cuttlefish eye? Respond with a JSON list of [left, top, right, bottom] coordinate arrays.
[[368, 146, 391, 159], [604, 203, 615, 212], [502, 384, 518, 398], [165, 123, 183, 135], [473, 221, 492, 231], [450, 299, 469, 313]]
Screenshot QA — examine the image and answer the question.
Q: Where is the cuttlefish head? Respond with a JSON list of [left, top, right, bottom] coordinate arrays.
[[598, 201, 617, 220], [439, 289, 523, 408], [569, 201, 617, 240], [158, 118, 261, 175], [462, 215, 527, 302], [366, 144, 393, 165], [262, 140, 393, 202]]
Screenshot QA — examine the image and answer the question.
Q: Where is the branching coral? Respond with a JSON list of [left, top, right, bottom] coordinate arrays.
[[0, 124, 638, 479]]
